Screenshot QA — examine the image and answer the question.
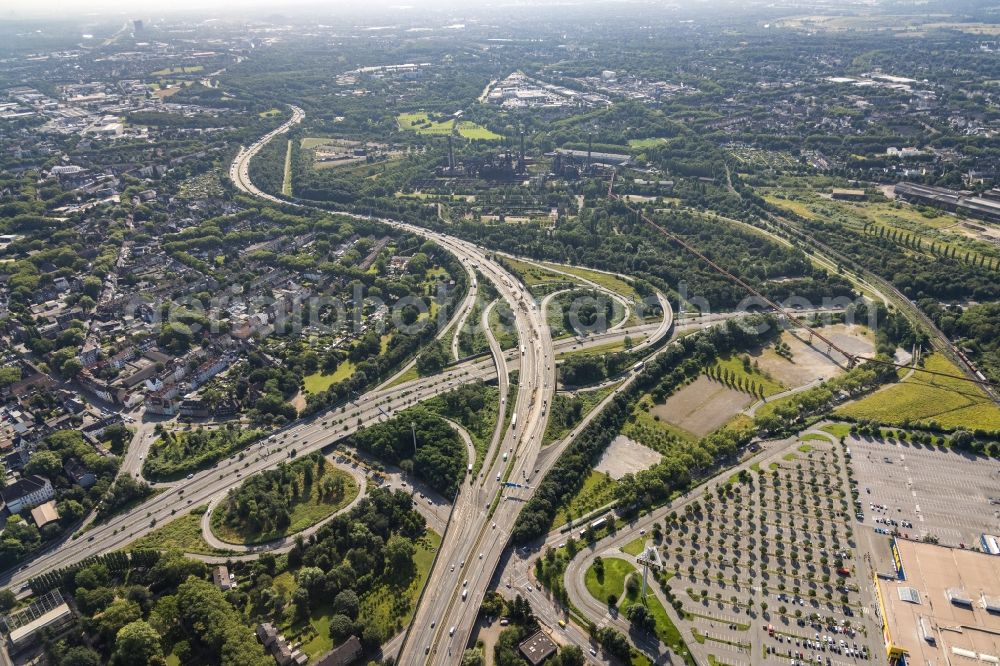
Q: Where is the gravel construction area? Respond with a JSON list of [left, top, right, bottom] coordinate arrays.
[[594, 434, 663, 479], [753, 324, 874, 388], [650, 376, 752, 437]]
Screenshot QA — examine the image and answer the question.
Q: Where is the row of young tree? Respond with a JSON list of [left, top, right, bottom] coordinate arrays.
[[863, 223, 1000, 271], [512, 315, 778, 543]]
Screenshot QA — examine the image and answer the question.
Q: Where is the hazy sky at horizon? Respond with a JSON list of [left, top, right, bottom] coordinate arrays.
[[1, 0, 578, 19]]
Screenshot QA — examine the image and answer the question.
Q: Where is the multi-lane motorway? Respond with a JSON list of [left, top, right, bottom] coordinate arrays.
[[1, 103, 849, 666]]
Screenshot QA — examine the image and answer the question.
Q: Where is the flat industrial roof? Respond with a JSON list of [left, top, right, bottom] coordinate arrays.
[[876, 539, 1000, 664]]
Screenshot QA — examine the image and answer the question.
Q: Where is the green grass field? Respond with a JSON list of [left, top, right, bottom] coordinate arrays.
[[281, 139, 293, 196], [622, 536, 648, 556], [130, 507, 230, 556], [456, 120, 502, 140], [303, 360, 356, 393], [397, 111, 455, 135], [553, 470, 618, 528], [710, 354, 785, 397], [540, 262, 641, 300], [384, 364, 420, 389], [209, 463, 360, 545], [556, 339, 627, 360], [503, 257, 568, 286], [397, 112, 499, 140], [836, 354, 1000, 431], [301, 136, 334, 149], [628, 137, 668, 149], [585, 556, 636, 605]]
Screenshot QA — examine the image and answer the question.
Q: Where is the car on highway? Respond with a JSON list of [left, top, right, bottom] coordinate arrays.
[[186, 473, 193, 479]]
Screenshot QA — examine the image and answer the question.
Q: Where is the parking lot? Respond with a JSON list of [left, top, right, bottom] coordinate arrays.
[[848, 435, 1000, 547], [645, 434, 880, 665]]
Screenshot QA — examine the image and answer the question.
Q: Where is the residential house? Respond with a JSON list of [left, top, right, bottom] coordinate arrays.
[[316, 636, 363, 666], [2, 475, 54, 514], [64, 458, 96, 488]]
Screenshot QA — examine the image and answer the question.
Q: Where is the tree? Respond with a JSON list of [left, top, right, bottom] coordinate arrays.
[[113, 620, 164, 666], [334, 589, 359, 619], [96, 599, 142, 642], [557, 645, 586, 666], [176, 577, 272, 666], [59, 646, 103, 666], [625, 602, 655, 633], [59, 357, 83, 379], [295, 566, 326, 599], [384, 534, 416, 579], [461, 648, 486, 666], [328, 614, 355, 642], [0, 589, 15, 612], [24, 450, 62, 478]]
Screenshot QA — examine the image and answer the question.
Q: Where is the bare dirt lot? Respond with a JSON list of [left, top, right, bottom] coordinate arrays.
[[651, 376, 752, 437], [753, 324, 874, 388], [594, 435, 663, 479]]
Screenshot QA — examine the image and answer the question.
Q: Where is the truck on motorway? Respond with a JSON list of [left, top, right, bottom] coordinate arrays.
[[633, 361, 645, 372], [520, 344, 526, 355], [502, 451, 508, 462], [511, 413, 517, 429]]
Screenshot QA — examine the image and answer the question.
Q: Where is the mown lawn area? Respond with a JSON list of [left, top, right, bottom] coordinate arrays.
[[303, 360, 355, 393], [300, 136, 333, 149], [628, 137, 668, 149], [541, 262, 641, 300], [397, 111, 454, 135], [621, 536, 647, 556], [556, 339, 627, 360], [822, 422, 853, 438], [502, 257, 568, 286], [635, 589, 692, 666], [383, 364, 420, 389], [585, 556, 636, 606], [130, 506, 230, 556], [836, 354, 1000, 430], [456, 121, 502, 140]]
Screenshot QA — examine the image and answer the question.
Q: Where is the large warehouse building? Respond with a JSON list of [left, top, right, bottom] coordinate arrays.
[[894, 182, 1000, 224], [874, 538, 1000, 665]]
